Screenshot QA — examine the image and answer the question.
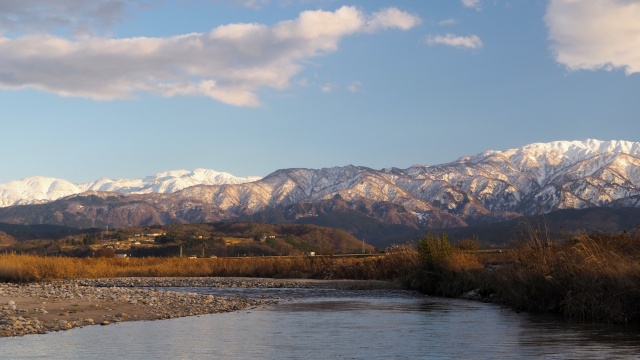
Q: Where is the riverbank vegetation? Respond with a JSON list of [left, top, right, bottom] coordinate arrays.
[[405, 229, 640, 324], [0, 250, 417, 284], [1, 227, 639, 323]]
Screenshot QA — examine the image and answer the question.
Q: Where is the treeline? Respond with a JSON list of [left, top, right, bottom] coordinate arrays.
[[0, 222, 373, 258]]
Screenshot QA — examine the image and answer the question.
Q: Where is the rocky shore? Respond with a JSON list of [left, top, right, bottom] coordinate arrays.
[[0, 277, 399, 337]]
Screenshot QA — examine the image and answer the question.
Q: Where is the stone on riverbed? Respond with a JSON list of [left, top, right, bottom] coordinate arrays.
[[0, 277, 396, 337]]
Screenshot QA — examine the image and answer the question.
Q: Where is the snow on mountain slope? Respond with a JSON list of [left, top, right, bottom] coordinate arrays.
[[172, 140, 638, 220], [84, 169, 261, 194], [0, 169, 261, 207], [405, 139, 640, 215], [1, 140, 639, 224], [0, 177, 83, 207], [179, 139, 640, 218]]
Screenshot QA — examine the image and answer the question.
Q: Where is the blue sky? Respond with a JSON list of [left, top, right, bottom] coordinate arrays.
[[1, 0, 639, 184]]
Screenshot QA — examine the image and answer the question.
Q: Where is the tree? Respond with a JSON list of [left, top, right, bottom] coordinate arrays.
[[416, 231, 451, 271], [83, 233, 99, 246]]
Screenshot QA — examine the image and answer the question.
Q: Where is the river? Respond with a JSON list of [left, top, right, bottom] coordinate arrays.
[[1, 287, 638, 359]]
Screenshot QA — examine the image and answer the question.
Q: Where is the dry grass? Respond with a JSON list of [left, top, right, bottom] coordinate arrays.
[[490, 231, 640, 323], [407, 232, 484, 297], [405, 229, 640, 323], [5, 229, 639, 324], [0, 252, 418, 283]]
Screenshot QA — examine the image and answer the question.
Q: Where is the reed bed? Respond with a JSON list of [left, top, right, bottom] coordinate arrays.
[[402, 230, 640, 323], [0, 251, 417, 283], [489, 232, 640, 323], [3, 230, 639, 323]]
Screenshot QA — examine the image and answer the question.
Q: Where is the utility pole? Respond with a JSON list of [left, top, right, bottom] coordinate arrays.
[[362, 238, 365, 254]]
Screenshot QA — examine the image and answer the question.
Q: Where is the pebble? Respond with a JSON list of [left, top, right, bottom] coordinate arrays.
[[0, 277, 396, 337]]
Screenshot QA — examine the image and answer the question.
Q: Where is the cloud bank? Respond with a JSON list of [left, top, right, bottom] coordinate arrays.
[[546, 0, 640, 75], [0, 6, 420, 106], [426, 34, 483, 49]]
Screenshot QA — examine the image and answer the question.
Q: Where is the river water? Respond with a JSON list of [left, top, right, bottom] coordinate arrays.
[[1, 287, 639, 359]]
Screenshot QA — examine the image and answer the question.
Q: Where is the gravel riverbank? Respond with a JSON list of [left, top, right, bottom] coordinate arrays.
[[0, 277, 399, 337]]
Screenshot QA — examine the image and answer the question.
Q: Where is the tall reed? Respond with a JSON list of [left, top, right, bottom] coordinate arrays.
[[0, 253, 418, 283], [489, 231, 640, 323]]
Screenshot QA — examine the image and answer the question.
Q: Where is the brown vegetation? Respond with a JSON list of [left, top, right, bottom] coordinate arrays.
[[405, 232, 484, 297], [406, 229, 640, 323], [0, 251, 415, 283], [2, 227, 639, 324], [489, 231, 640, 323]]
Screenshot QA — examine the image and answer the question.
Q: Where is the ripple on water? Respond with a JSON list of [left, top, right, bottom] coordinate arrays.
[[1, 288, 639, 360]]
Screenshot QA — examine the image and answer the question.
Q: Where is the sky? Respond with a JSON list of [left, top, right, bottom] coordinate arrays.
[[1, 0, 639, 184]]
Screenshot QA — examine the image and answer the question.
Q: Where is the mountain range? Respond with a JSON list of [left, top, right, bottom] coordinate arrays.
[[0, 169, 261, 207], [1, 139, 639, 246]]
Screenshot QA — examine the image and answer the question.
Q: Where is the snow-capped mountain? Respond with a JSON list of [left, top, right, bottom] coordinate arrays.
[[173, 139, 640, 219], [0, 177, 84, 207], [1, 139, 639, 231], [0, 169, 261, 207]]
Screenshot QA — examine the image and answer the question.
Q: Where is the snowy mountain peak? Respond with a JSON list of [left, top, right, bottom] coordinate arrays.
[[0, 169, 261, 207], [467, 139, 639, 169], [1, 139, 639, 222], [0, 176, 82, 207], [518, 139, 640, 160]]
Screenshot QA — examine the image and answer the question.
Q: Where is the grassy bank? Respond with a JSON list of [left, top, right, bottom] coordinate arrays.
[[0, 250, 418, 283], [490, 232, 640, 323], [405, 231, 640, 324], [2, 230, 639, 323]]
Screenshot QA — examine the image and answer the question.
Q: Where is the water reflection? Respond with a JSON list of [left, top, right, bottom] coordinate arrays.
[[0, 288, 638, 359], [514, 314, 640, 358]]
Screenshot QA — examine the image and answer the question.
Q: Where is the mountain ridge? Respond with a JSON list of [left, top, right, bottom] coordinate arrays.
[[0, 168, 261, 207], [1, 139, 639, 247]]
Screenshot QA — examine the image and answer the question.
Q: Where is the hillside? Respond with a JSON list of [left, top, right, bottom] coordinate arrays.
[[0, 221, 373, 257], [0, 222, 97, 242], [443, 207, 640, 248], [0, 139, 638, 248]]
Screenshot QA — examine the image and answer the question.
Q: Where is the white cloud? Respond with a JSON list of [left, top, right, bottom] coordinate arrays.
[[321, 83, 335, 93], [347, 81, 362, 93], [364, 7, 421, 32], [545, 0, 640, 75], [426, 34, 483, 49], [0, 6, 420, 107], [462, 0, 481, 11]]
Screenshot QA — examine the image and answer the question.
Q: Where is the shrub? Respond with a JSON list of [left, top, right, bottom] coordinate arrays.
[[416, 232, 452, 270], [410, 231, 483, 297], [489, 231, 640, 323]]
